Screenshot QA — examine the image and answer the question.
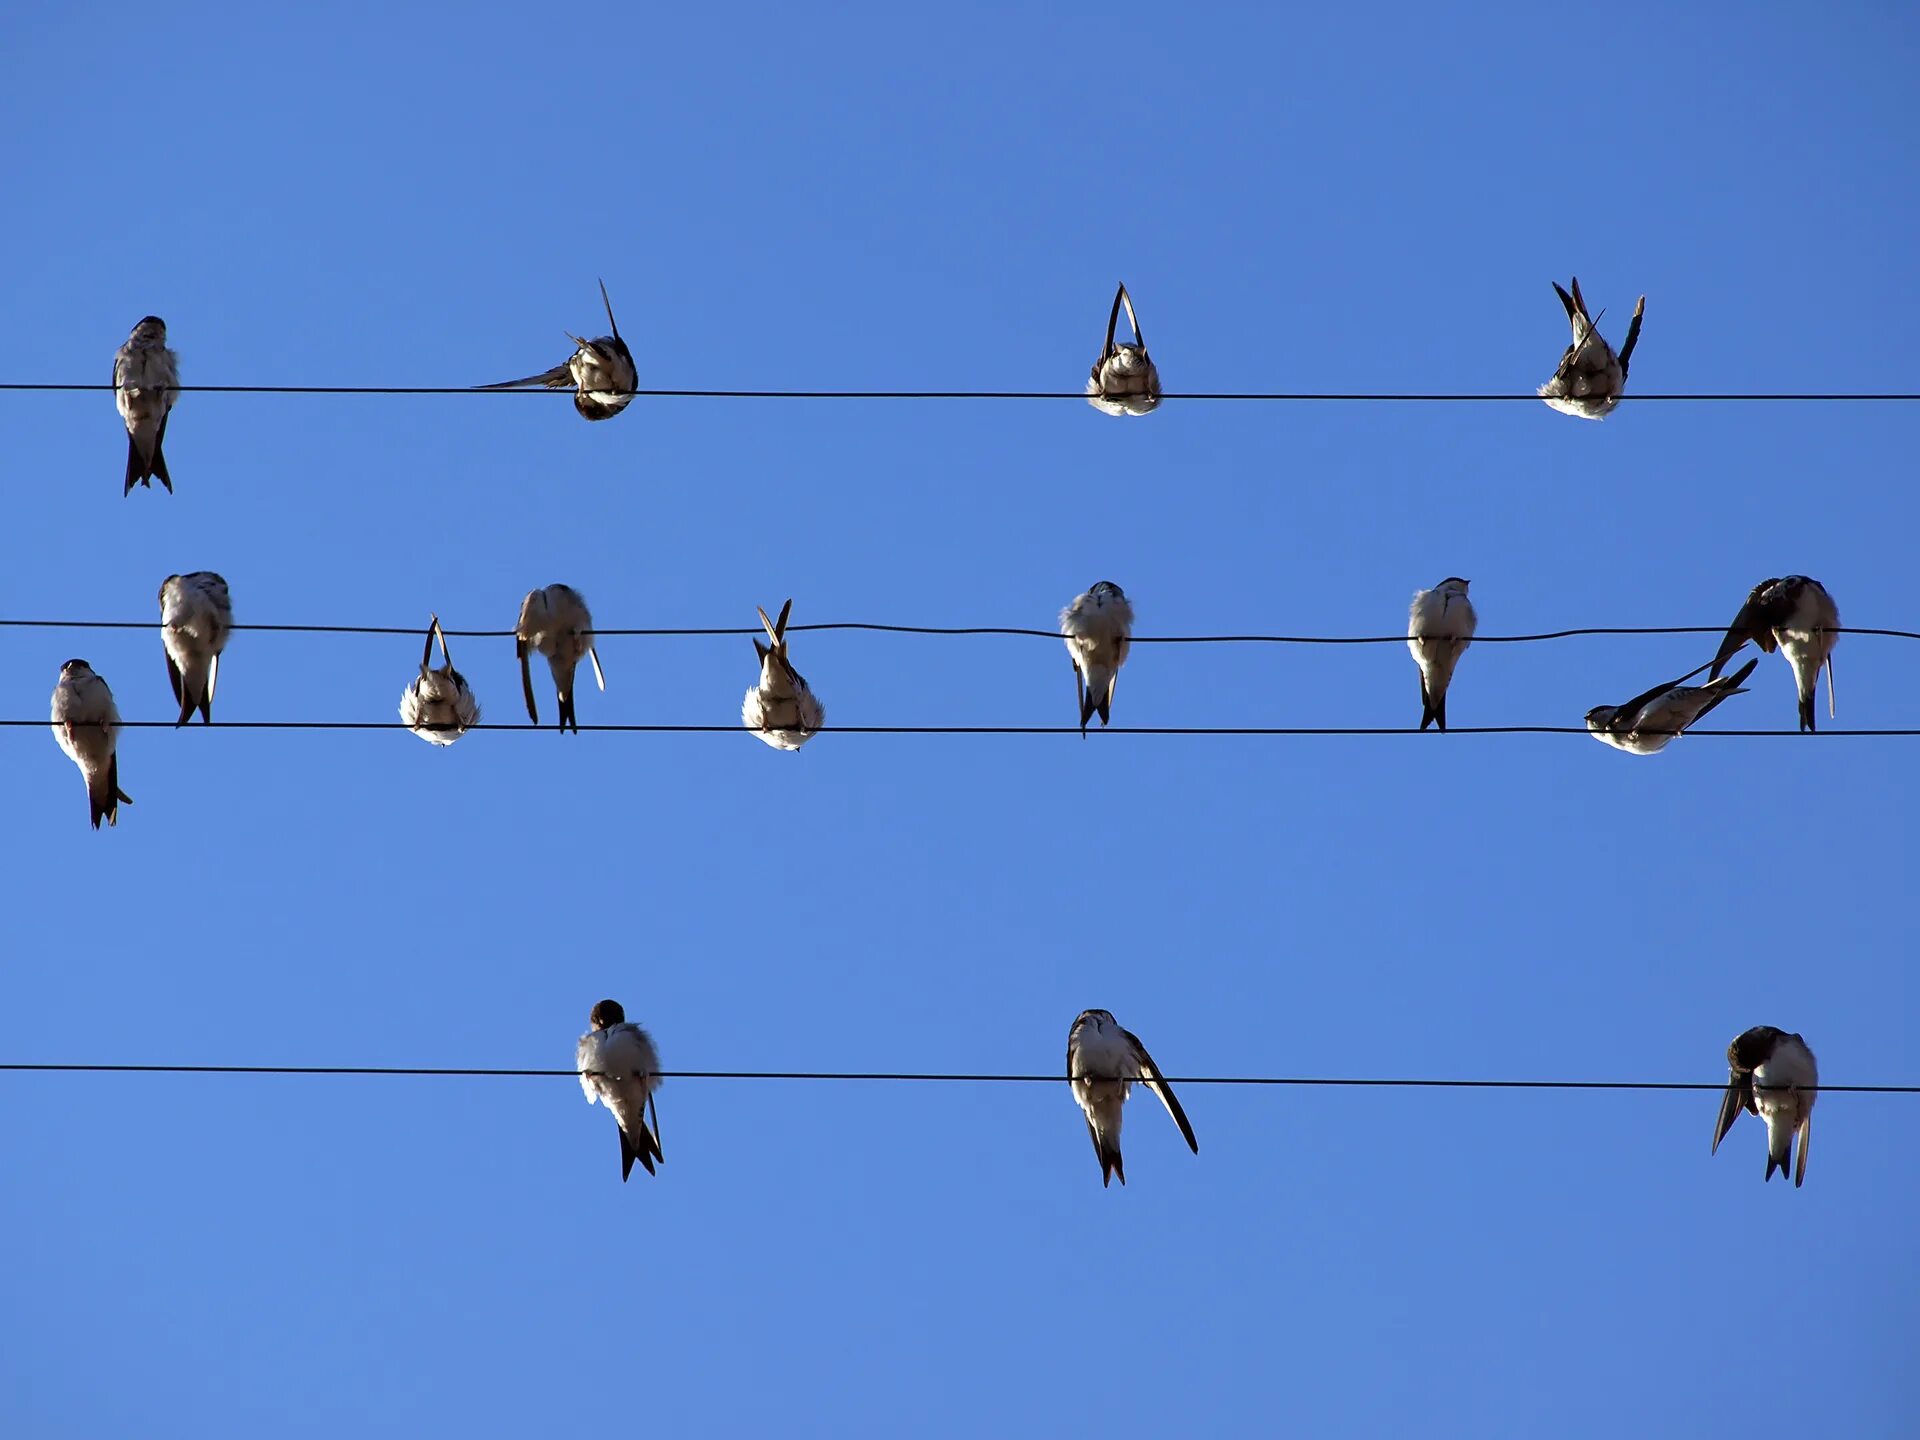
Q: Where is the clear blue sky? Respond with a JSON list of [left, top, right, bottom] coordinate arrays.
[[4, 6, 1916, 1436]]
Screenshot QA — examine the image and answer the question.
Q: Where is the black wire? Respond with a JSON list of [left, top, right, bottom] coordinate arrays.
[[0, 1062, 1903, 1091], [4, 383, 1920, 400], [7, 720, 1918, 735]]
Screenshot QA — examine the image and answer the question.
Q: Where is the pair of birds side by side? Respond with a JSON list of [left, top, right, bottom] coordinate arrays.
[[401, 583, 606, 745]]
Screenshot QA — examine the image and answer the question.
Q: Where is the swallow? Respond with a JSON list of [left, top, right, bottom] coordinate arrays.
[[1712, 1026, 1818, 1187], [49, 660, 132, 828], [1708, 576, 1840, 732], [479, 280, 637, 420], [1060, 581, 1134, 735], [398, 615, 481, 745], [1585, 657, 1757, 754], [576, 999, 664, 1182], [515, 584, 606, 733], [1067, 1009, 1199, 1187], [1086, 282, 1161, 415], [157, 572, 233, 725], [1536, 278, 1645, 420], [1406, 577, 1477, 731], [741, 598, 826, 750], [114, 316, 179, 494]]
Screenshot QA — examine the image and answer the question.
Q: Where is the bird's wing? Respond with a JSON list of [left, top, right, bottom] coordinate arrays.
[[1122, 1026, 1199, 1154], [1711, 1072, 1750, 1154]]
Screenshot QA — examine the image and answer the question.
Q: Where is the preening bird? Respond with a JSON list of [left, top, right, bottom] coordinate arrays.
[[1059, 581, 1134, 735], [158, 572, 233, 725], [479, 279, 637, 420], [398, 615, 480, 745], [515, 584, 606, 733], [1086, 282, 1161, 415], [1067, 1009, 1199, 1188], [1708, 575, 1839, 733], [1712, 1026, 1818, 1188], [741, 598, 825, 750], [114, 316, 179, 494], [49, 660, 131, 828], [1406, 577, 1476, 731], [1537, 278, 1644, 419], [1584, 658, 1756, 755], [576, 999, 664, 1182]]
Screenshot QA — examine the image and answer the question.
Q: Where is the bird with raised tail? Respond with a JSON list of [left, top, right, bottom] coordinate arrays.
[[742, 598, 825, 750], [1067, 1009, 1198, 1187], [1708, 575, 1840, 733], [114, 316, 179, 494], [576, 999, 664, 1182], [50, 660, 132, 828], [1537, 278, 1644, 419], [1585, 658, 1757, 754], [1086, 282, 1161, 415], [479, 280, 637, 420], [1406, 577, 1476, 731], [515, 584, 606, 733], [1060, 581, 1134, 735], [399, 616, 480, 745], [158, 572, 232, 725], [1712, 1026, 1818, 1187]]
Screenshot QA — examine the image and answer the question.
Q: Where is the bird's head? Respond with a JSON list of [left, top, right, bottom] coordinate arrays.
[[589, 999, 627, 1031]]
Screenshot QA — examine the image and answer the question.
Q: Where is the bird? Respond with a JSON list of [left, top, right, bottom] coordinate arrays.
[[399, 615, 480, 745], [49, 660, 131, 828], [515, 584, 606, 733], [479, 280, 637, 420], [742, 598, 825, 750], [1585, 658, 1757, 754], [1059, 581, 1134, 735], [114, 316, 179, 494], [1086, 282, 1161, 415], [1406, 577, 1477, 731], [1708, 576, 1840, 733], [1536, 278, 1645, 419], [576, 999, 664, 1182], [158, 572, 233, 725], [1067, 1009, 1199, 1187], [1712, 1026, 1818, 1187]]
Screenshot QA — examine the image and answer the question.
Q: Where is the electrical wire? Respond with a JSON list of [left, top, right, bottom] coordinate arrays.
[[5, 720, 1917, 736]]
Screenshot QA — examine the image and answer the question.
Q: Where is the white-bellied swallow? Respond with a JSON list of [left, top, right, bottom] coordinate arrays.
[[1060, 581, 1134, 735], [114, 316, 179, 494], [50, 660, 131, 828], [1407, 577, 1476, 731], [399, 615, 480, 745], [1086, 283, 1161, 415], [577, 998, 664, 1181], [1709, 575, 1840, 732], [1537, 278, 1644, 419], [1585, 657, 1756, 754], [1713, 1026, 1818, 1187], [158, 572, 233, 725], [1067, 1009, 1199, 1187], [516, 583, 606, 733], [742, 598, 825, 750], [479, 280, 637, 420]]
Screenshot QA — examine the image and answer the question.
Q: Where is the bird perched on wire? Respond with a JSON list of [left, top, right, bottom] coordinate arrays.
[[1584, 658, 1756, 754], [515, 584, 606, 733], [1712, 1026, 1817, 1188], [1067, 1009, 1199, 1188], [114, 316, 179, 494], [399, 615, 480, 745], [49, 660, 131, 829], [1060, 581, 1134, 735], [576, 999, 664, 1182], [1708, 575, 1839, 733], [742, 598, 825, 750], [158, 572, 232, 725], [1086, 282, 1161, 415], [1536, 278, 1644, 419], [479, 280, 637, 420], [1406, 577, 1476, 731]]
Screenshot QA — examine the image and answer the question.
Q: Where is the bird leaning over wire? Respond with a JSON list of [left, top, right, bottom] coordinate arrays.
[[1709, 576, 1840, 733], [158, 572, 233, 726], [478, 279, 638, 421], [1537, 277, 1645, 420], [1712, 1026, 1818, 1188], [742, 599, 826, 750], [1585, 658, 1757, 754], [514, 584, 606, 734], [1086, 282, 1161, 415], [399, 615, 481, 745]]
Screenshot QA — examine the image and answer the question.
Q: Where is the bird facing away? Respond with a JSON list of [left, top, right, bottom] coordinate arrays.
[[1584, 657, 1757, 755], [1708, 576, 1840, 733], [515, 584, 606, 733], [479, 279, 637, 420], [1536, 278, 1645, 419], [1067, 1009, 1199, 1187], [114, 316, 179, 494], [398, 615, 480, 745], [49, 660, 132, 829], [1086, 282, 1161, 415], [1406, 577, 1477, 731], [1713, 1026, 1818, 1188], [158, 572, 233, 725], [742, 598, 826, 750], [1060, 581, 1134, 735], [576, 998, 664, 1182]]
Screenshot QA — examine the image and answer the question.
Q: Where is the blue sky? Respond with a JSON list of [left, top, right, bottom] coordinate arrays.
[[3, 5, 1917, 1435]]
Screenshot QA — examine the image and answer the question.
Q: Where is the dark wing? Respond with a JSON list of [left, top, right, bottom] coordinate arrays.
[[476, 362, 573, 391], [1690, 657, 1758, 725], [1710, 582, 1787, 678], [1618, 295, 1646, 375], [1118, 283, 1146, 354], [1712, 1071, 1752, 1155], [1101, 283, 1124, 363], [597, 277, 621, 342], [1122, 1026, 1199, 1155], [1608, 659, 1718, 731]]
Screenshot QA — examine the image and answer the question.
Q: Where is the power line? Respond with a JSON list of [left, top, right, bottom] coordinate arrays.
[[6, 720, 1918, 736], [0, 1062, 1905, 1092]]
